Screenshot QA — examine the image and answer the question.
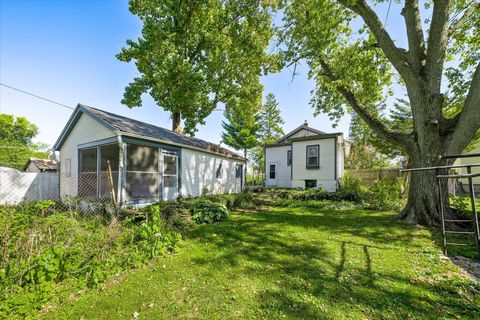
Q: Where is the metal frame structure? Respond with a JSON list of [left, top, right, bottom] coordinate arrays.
[[401, 153, 480, 260]]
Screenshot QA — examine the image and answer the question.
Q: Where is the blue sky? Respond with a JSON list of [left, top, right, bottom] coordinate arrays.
[[0, 0, 404, 150]]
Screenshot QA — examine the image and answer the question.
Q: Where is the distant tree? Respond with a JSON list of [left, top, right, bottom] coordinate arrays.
[[251, 93, 285, 175], [0, 114, 49, 170], [117, 0, 277, 134], [259, 93, 284, 144], [221, 87, 261, 161], [0, 114, 38, 144]]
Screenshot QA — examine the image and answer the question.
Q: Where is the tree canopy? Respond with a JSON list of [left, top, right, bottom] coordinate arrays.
[[221, 86, 261, 156], [0, 114, 49, 170], [118, 0, 277, 134]]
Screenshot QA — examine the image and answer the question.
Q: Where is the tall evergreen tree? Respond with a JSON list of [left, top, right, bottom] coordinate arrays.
[[259, 93, 284, 144], [222, 86, 261, 185], [251, 93, 285, 176]]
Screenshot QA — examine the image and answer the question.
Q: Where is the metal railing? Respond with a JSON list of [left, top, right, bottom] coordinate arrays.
[[401, 153, 480, 259]]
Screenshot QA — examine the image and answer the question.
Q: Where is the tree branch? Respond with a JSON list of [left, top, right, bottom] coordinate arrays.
[[319, 59, 411, 147], [401, 0, 426, 74], [445, 62, 480, 154], [425, 0, 450, 93], [448, 1, 480, 36], [337, 0, 415, 85]]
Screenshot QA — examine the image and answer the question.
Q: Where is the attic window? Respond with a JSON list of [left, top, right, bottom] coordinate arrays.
[[306, 145, 319, 169]]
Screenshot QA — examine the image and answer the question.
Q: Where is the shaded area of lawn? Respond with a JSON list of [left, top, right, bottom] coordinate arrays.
[[43, 205, 480, 319]]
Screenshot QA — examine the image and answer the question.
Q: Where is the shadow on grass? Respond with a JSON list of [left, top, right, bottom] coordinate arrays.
[[187, 206, 480, 319]]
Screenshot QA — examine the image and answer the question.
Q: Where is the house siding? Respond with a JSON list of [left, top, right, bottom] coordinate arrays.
[[180, 148, 245, 197], [265, 145, 292, 188], [59, 113, 115, 198], [291, 138, 338, 191], [454, 144, 480, 186]]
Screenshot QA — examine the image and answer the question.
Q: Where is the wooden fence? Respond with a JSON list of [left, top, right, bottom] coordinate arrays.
[[346, 168, 402, 185]]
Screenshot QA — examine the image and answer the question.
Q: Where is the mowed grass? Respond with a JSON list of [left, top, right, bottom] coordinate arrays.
[[43, 205, 480, 319]]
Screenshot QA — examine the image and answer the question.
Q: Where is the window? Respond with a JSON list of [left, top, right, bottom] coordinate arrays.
[[306, 145, 319, 168], [305, 180, 317, 188], [216, 163, 223, 179], [269, 164, 276, 179], [163, 154, 178, 188], [287, 150, 292, 166], [80, 148, 97, 172]]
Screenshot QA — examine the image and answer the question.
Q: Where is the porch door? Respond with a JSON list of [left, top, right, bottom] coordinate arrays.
[[162, 152, 178, 200], [268, 163, 277, 187]]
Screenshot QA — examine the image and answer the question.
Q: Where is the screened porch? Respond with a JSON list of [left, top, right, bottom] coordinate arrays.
[[78, 141, 179, 204]]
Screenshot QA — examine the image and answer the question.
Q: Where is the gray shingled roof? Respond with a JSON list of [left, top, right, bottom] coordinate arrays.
[[80, 105, 245, 160]]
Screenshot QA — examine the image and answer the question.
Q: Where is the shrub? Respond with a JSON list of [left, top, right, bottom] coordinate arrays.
[[143, 201, 193, 232], [233, 191, 255, 209], [184, 200, 230, 224], [364, 179, 403, 211]]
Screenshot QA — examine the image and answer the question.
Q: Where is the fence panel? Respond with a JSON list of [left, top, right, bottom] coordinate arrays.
[[0, 169, 59, 204], [346, 168, 402, 185]]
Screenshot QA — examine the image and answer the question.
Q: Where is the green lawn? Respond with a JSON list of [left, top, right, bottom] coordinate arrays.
[[42, 205, 479, 319]]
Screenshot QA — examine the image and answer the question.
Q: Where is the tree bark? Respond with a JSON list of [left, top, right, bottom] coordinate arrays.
[[400, 148, 450, 226], [172, 111, 182, 133]]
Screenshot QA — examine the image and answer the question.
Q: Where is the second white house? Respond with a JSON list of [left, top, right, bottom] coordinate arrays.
[[264, 122, 349, 191]]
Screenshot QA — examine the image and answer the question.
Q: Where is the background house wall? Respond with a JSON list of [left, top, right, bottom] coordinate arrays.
[[291, 137, 338, 191], [59, 113, 115, 199], [264, 145, 292, 188], [180, 148, 245, 197]]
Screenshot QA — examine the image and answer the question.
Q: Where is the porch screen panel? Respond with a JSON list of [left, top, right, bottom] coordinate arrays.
[[99, 144, 119, 199], [79, 148, 97, 197], [126, 144, 159, 200]]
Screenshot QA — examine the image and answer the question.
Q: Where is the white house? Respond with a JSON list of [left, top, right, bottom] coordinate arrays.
[[53, 104, 246, 205], [264, 122, 348, 192]]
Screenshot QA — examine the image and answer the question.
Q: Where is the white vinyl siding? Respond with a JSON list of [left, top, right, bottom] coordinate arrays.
[[265, 145, 292, 188], [180, 148, 245, 197], [59, 113, 115, 199], [291, 138, 337, 192]]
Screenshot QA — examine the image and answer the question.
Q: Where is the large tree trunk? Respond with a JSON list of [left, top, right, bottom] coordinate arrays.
[[399, 94, 452, 226], [400, 152, 449, 226], [172, 111, 182, 133]]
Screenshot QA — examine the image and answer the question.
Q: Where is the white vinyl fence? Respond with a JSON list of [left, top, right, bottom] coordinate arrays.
[[0, 168, 59, 204]]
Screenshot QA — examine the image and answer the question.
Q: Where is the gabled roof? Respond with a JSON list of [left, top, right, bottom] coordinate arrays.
[[276, 122, 327, 143], [23, 158, 57, 171], [54, 104, 245, 160], [265, 133, 342, 148]]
